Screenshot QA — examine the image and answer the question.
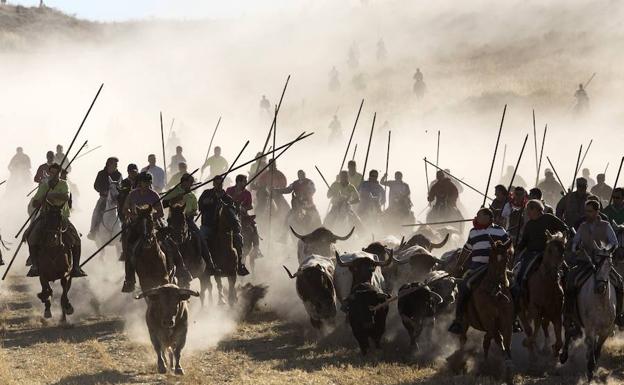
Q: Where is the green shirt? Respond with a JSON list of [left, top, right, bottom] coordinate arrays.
[[166, 171, 184, 190], [604, 204, 624, 226], [33, 179, 70, 219], [164, 186, 198, 216], [328, 182, 359, 205]]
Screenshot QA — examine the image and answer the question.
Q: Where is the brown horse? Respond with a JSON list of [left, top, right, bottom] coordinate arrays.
[[35, 205, 74, 321], [134, 205, 170, 292], [459, 238, 514, 380], [167, 201, 210, 306], [519, 231, 566, 359]]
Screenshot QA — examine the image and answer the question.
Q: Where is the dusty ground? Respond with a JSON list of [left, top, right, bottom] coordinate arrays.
[[0, 277, 622, 385]]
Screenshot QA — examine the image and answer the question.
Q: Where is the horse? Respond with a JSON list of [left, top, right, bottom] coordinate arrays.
[[167, 200, 210, 306], [96, 178, 122, 256], [36, 204, 74, 321], [560, 245, 617, 380], [287, 201, 322, 243], [133, 205, 171, 292], [518, 231, 566, 360], [457, 238, 514, 381], [206, 199, 240, 306]]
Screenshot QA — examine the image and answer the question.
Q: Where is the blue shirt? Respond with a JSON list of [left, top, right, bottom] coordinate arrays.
[[141, 165, 165, 192]]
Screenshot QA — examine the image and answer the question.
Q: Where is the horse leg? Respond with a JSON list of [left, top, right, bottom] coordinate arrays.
[[483, 333, 492, 360], [60, 277, 74, 317], [585, 334, 596, 381], [595, 333, 608, 362], [552, 318, 563, 358], [519, 309, 535, 356], [227, 276, 237, 306], [541, 318, 551, 354], [215, 277, 225, 305], [199, 275, 207, 307], [38, 278, 52, 319]]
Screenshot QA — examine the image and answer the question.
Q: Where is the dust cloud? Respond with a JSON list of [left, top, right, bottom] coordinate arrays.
[[0, 0, 622, 359]]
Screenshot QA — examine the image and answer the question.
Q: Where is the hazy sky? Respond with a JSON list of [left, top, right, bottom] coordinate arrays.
[[9, 0, 313, 21]]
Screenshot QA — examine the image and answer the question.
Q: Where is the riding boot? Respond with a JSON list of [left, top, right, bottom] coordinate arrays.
[[122, 257, 136, 293], [70, 244, 88, 278], [448, 285, 469, 335], [26, 244, 39, 277]]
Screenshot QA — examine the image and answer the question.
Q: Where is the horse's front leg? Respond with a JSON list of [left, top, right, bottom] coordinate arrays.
[[586, 335, 597, 381], [215, 276, 225, 305], [37, 277, 52, 319], [227, 276, 237, 306], [60, 277, 74, 319]]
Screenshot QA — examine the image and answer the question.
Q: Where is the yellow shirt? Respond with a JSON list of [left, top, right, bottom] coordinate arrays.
[[33, 179, 70, 219], [164, 186, 198, 216], [328, 182, 359, 205]]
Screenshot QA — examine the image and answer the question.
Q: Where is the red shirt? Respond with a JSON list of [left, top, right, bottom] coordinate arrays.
[[226, 186, 253, 211]]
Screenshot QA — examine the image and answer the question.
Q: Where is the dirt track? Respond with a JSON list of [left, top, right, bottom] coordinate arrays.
[[0, 276, 622, 385]]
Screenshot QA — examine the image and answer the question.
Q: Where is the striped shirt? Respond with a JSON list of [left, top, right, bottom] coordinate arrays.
[[463, 224, 509, 264]]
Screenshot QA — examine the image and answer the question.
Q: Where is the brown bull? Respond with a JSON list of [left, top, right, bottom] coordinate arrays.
[[136, 284, 199, 375], [519, 231, 566, 360], [290, 226, 354, 261]]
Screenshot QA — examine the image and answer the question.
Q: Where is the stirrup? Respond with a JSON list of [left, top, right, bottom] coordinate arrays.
[[237, 264, 250, 276], [71, 267, 88, 278], [121, 280, 135, 293], [26, 266, 40, 277], [513, 319, 523, 333]]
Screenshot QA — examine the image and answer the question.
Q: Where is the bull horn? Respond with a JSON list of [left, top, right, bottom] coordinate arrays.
[[283, 265, 298, 279], [375, 249, 394, 267], [429, 290, 444, 305], [335, 251, 352, 267], [399, 235, 406, 249], [135, 287, 161, 299], [289, 226, 306, 240], [430, 233, 450, 249], [333, 227, 355, 241]]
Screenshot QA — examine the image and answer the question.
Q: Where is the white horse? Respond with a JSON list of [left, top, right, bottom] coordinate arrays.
[[96, 178, 122, 256], [562, 245, 617, 380]]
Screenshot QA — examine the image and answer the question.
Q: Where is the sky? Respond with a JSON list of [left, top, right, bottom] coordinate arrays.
[[9, 0, 315, 21]]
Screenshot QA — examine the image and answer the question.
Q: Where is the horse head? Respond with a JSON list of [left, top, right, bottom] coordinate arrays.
[[591, 243, 614, 295], [136, 204, 156, 239], [544, 230, 567, 272], [43, 201, 66, 247], [168, 200, 188, 243], [487, 237, 513, 287]]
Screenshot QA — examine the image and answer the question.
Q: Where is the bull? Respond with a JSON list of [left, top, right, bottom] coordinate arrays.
[[283, 226, 354, 329], [403, 232, 449, 252], [335, 249, 393, 354], [135, 284, 199, 375]]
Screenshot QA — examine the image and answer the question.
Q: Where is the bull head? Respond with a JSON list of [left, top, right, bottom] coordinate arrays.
[[290, 226, 355, 242], [335, 250, 393, 268], [283, 265, 298, 279], [135, 284, 200, 300], [430, 233, 450, 249]]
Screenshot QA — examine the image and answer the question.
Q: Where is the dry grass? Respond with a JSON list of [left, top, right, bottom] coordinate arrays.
[[0, 276, 623, 385]]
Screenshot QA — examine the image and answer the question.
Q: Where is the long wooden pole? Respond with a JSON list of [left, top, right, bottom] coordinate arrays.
[[436, 130, 440, 166], [576, 139, 593, 174], [424, 158, 430, 196], [570, 145, 583, 192], [506, 134, 529, 194], [351, 144, 358, 161], [262, 75, 291, 154], [483, 104, 507, 207], [532, 109, 538, 174], [535, 124, 547, 187], [384, 130, 392, 207], [160, 111, 167, 181], [315, 166, 331, 189], [339, 99, 364, 174], [361, 112, 376, 185], [546, 157, 569, 195], [424, 158, 494, 201], [608, 156, 624, 206]]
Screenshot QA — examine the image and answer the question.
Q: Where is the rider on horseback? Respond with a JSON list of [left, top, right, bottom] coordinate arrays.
[[448, 207, 510, 334], [511, 199, 569, 331], [198, 175, 249, 276], [501, 186, 528, 244], [87, 157, 121, 241], [26, 163, 87, 278], [358, 170, 385, 226], [325, 170, 362, 233], [226, 174, 262, 260], [564, 200, 624, 334], [490, 185, 509, 227], [162, 173, 217, 274], [274, 170, 322, 232]]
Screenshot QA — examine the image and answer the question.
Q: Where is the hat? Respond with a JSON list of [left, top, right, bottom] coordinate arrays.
[[127, 163, 138, 172]]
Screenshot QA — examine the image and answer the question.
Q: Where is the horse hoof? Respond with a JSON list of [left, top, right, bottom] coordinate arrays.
[[64, 303, 74, 315], [174, 367, 184, 375], [559, 352, 568, 364], [44, 309, 52, 319], [157, 363, 167, 374]]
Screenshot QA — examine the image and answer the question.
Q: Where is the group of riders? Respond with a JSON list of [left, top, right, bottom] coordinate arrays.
[[448, 173, 624, 341]]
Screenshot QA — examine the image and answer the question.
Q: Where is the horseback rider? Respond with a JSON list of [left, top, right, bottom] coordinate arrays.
[[381, 171, 412, 215], [428, 170, 459, 212], [117, 164, 139, 223], [226, 174, 262, 260], [53, 145, 70, 173], [529, 187, 554, 215], [34, 151, 55, 184], [564, 200, 624, 334], [590, 173, 613, 206], [248, 152, 267, 180], [162, 173, 216, 274], [357, 170, 386, 226], [26, 163, 87, 278], [347, 160, 363, 188], [556, 177, 592, 228], [490, 184, 509, 227], [274, 170, 322, 231], [7, 146, 32, 188], [325, 170, 362, 232], [259, 95, 271, 115], [201, 146, 229, 182], [328, 115, 342, 142], [448, 207, 510, 334], [511, 199, 569, 330], [141, 154, 165, 193], [329, 66, 340, 92], [251, 161, 289, 218], [165, 161, 188, 190], [574, 83, 589, 114], [87, 157, 121, 241], [500, 166, 527, 189], [198, 175, 249, 276], [122, 172, 193, 292], [502, 186, 528, 243], [604, 188, 624, 226], [168, 145, 186, 176], [537, 169, 563, 207]]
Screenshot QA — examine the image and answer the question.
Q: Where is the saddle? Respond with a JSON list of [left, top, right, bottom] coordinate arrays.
[[464, 265, 488, 290]]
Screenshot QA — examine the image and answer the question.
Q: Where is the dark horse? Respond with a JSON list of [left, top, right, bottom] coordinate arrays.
[[167, 201, 211, 306], [133, 205, 171, 292], [35, 204, 74, 321]]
